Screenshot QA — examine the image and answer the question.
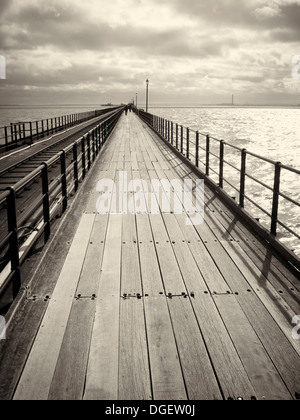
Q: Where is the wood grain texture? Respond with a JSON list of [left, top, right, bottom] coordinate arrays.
[[84, 214, 122, 400], [213, 294, 292, 400], [13, 214, 95, 400], [119, 299, 152, 400], [144, 297, 187, 400]]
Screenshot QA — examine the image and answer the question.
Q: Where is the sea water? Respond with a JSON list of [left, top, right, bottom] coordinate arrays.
[[0, 104, 299, 255]]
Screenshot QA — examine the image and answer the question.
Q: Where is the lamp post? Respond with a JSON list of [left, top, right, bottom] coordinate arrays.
[[146, 79, 149, 113]]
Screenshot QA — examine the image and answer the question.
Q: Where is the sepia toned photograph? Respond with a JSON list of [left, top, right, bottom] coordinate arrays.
[[0, 0, 299, 405]]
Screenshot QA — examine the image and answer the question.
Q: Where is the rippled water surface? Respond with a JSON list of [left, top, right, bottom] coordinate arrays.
[[151, 107, 300, 256], [0, 105, 299, 256]]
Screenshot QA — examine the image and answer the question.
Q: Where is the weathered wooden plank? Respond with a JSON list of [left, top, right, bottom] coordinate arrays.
[[159, 166, 231, 294], [198, 235, 300, 397], [84, 214, 122, 400], [48, 299, 95, 400], [121, 214, 142, 296], [144, 297, 187, 400], [76, 214, 109, 298], [149, 214, 187, 295], [13, 213, 96, 400], [155, 218, 254, 399], [220, 240, 300, 356], [204, 192, 300, 293], [0, 299, 47, 400], [85, 170, 109, 213], [130, 151, 139, 170], [213, 294, 292, 400], [167, 297, 222, 400], [119, 299, 152, 400], [136, 214, 165, 296], [163, 213, 231, 294]]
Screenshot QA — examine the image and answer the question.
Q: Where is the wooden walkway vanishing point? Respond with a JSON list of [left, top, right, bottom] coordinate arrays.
[[0, 112, 300, 400]]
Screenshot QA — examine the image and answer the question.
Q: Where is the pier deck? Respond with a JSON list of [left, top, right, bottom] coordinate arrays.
[[0, 113, 299, 400]]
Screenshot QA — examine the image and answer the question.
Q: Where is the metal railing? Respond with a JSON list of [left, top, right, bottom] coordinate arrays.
[[138, 110, 300, 270], [0, 107, 120, 151], [0, 107, 123, 300]]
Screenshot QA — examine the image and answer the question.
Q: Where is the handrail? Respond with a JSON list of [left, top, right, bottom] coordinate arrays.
[[0, 107, 123, 300], [0, 106, 122, 151], [138, 109, 300, 270]]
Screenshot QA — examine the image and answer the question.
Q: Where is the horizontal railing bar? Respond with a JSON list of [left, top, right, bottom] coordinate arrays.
[[222, 141, 243, 152], [281, 164, 300, 175], [278, 191, 300, 208], [245, 172, 274, 192], [223, 159, 241, 172], [138, 109, 300, 269], [0, 107, 123, 300], [207, 166, 219, 177], [13, 166, 44, 193], [246, 150, 277, 165], [208, 150, 220, 160], [276, 220, 300, 241], [244, 194, 273, 218], [223, 179, 241, 194]]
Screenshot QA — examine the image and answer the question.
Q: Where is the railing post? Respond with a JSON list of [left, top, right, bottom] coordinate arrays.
[[186, 128, 190, 159], [239, 149, 247, 208], [60, 150, 67, 213], [176, 124, 179, 150], [87, 134, 91, 170], [30, 122, 33, 144], [14, 124, 17, 145], [42, 163, 50, 243], [73, 143, 79, 192], [51, 118, 54, 133], [81, 137, 86, 180], [10, 124, 14, 146], [180, 125, 183, 154], [92, 130, 96, 160], [195, 131, 199, 168], [6, 187, 21, 298], [271, 162, 282, 236], [206, 135, 210, 176], [41, 120, 44, 137], [36, 121, 39, 139], [101, 122, 105, 144], [4, 126, 8, 149], [97, 125, 100, 152], [171, 122, 174, 145], [105, 121, 108, 141], [219, 140, 225, 189], [18, 123, 21, 143]]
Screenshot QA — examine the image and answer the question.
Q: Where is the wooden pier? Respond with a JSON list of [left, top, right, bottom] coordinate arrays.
[[0, 112, 299, 400]]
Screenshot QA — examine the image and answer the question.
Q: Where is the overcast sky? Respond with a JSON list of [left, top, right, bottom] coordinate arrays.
[[0, 0, 300, 105]]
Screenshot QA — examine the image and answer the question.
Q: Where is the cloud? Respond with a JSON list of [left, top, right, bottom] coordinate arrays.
[[0, 0, 300, 105]]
